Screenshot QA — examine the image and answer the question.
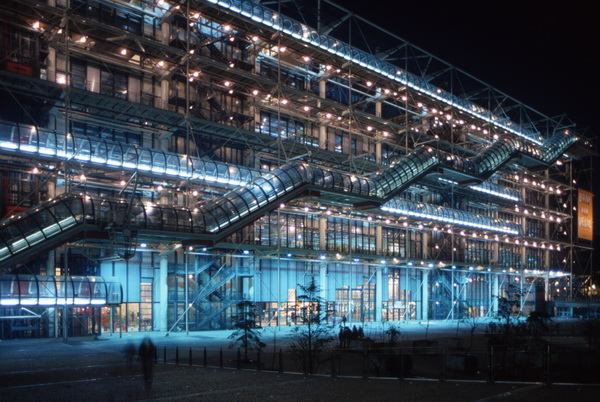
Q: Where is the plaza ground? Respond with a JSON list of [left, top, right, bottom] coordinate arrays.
[[1, 319, 599, 401]]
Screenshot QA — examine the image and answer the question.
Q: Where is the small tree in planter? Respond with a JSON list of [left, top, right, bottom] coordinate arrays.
[[289, 277, 334, 374], [385, 322, 404, 347], [228, 300, 265, 362]]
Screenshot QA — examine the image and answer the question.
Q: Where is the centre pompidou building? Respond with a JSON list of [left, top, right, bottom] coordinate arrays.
[[0, 0, 594, 338]]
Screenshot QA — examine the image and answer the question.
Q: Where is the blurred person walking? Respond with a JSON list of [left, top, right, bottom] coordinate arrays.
[[139, 337, 155, 392]]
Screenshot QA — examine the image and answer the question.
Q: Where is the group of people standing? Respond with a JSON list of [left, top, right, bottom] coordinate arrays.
[[338, 325, 365, 348]]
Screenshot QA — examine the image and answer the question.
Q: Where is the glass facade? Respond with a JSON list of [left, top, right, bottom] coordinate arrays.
[[0, 0, 591, 337]]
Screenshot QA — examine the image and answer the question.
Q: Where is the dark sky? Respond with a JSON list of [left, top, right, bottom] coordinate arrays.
[[341, 0, 600, 255], [342, 0, 599, 139]]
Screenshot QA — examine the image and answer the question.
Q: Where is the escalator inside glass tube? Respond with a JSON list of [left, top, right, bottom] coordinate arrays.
[[0, 119, 577, 268], [0, 274, 121, 307]]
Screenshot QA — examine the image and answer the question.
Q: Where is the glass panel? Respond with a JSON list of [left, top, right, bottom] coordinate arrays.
[[284, 165, 303, 185], [19, 125, 37, 152], [54, 276, 66, 301], [91, 139, 108, 163], [138, 148, 152, 171], [202, 209, 222, 233], [0, 220, 27, 255], [161, 207, 178, 231], [252, 178, 275, 202], [276, 169, 296, 192], [72, 276, 91, 305], [130, 202, 146, 227], [203, 161, 218, 179], [210, 201, 232, 229], [176, 208, 192, 232], [49, 200, 80, 231], [152, 150, 167, 173], [247, 183, 268, 206], [226, 193, 249, 218], [236, 187, 260, 213], [238, 166, 255, 183], [106, 281, 122, 305], [18, 275, 38, 305], [166, 154, 179, 176], [107, 142, 123, 166], [167, 154, 179, 176], [0, 122, 17, 148], [13, 212, 46, 249], [89, 277, 107, 305], [144, 204, 162, 230], [217, 163, 229, 181], [311, 167, 324, 187], [0, 275, 19, 305], [122, 144, 137, 168], [38, 129, 56, 156], [37, 275, 57, 305], [178, 155, 191, 177], [74, 137, 91, 161]]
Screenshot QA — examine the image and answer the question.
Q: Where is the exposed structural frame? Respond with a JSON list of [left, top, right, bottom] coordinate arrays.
[[0, 0, 594, 337], [232, 0, 579, 144]]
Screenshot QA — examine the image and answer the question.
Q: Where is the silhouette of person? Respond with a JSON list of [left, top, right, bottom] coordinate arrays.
[[139, 337, 155, 392]]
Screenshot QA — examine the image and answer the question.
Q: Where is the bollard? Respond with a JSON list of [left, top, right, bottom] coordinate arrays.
[[398, 349, 403, 381], [219, 348, 223, 368], [189, 347, 192, 366], [203, 347, 207, 367], [361, 351, 367, 379], [488, 346, 494, 383], [545, 344, 551, 385], [237, 348, 241, 369], [331, 350, 336, 378], [441, 349, 446, 381], [279, 349, 283, 373], [176, 346, 179, 365]]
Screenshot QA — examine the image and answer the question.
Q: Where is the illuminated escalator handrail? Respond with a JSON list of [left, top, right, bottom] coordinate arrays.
[[0, 274, 121, 306]]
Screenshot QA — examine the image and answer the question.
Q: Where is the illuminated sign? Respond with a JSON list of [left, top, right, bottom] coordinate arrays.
[[578, 189, 593, 241]]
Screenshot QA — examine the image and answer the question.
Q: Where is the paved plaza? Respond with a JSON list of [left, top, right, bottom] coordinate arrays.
[[1, 320, 599, 401]]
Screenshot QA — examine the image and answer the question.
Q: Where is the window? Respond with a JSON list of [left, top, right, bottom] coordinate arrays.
[[71, 0, 142, 34], [255, 212, 319, 250], [466, 239, 491, 265], [383, 228, 406, 257], [326, 217, 375, 254], [526, 218, 545, 238], [258, 60, 306, 89], [100, 69, 128, 99], [71, 121, 141, 144], [526, 248, 544, 269], [5, 29, 36, 66], [499, 245, 520, 268], [335, 134, 343, 153], [256, 111, 315, 145], [71, 60, 86, 90]]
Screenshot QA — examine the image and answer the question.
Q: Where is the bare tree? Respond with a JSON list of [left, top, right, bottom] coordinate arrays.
[[288, 277, 334, 374]]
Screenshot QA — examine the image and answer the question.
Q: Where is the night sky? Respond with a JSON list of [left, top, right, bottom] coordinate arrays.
[[341, 0, 599, 264], [342, 0, 599, 139]]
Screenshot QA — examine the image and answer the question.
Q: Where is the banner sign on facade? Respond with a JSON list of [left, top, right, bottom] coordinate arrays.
[[578, 189, 593, 241]]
